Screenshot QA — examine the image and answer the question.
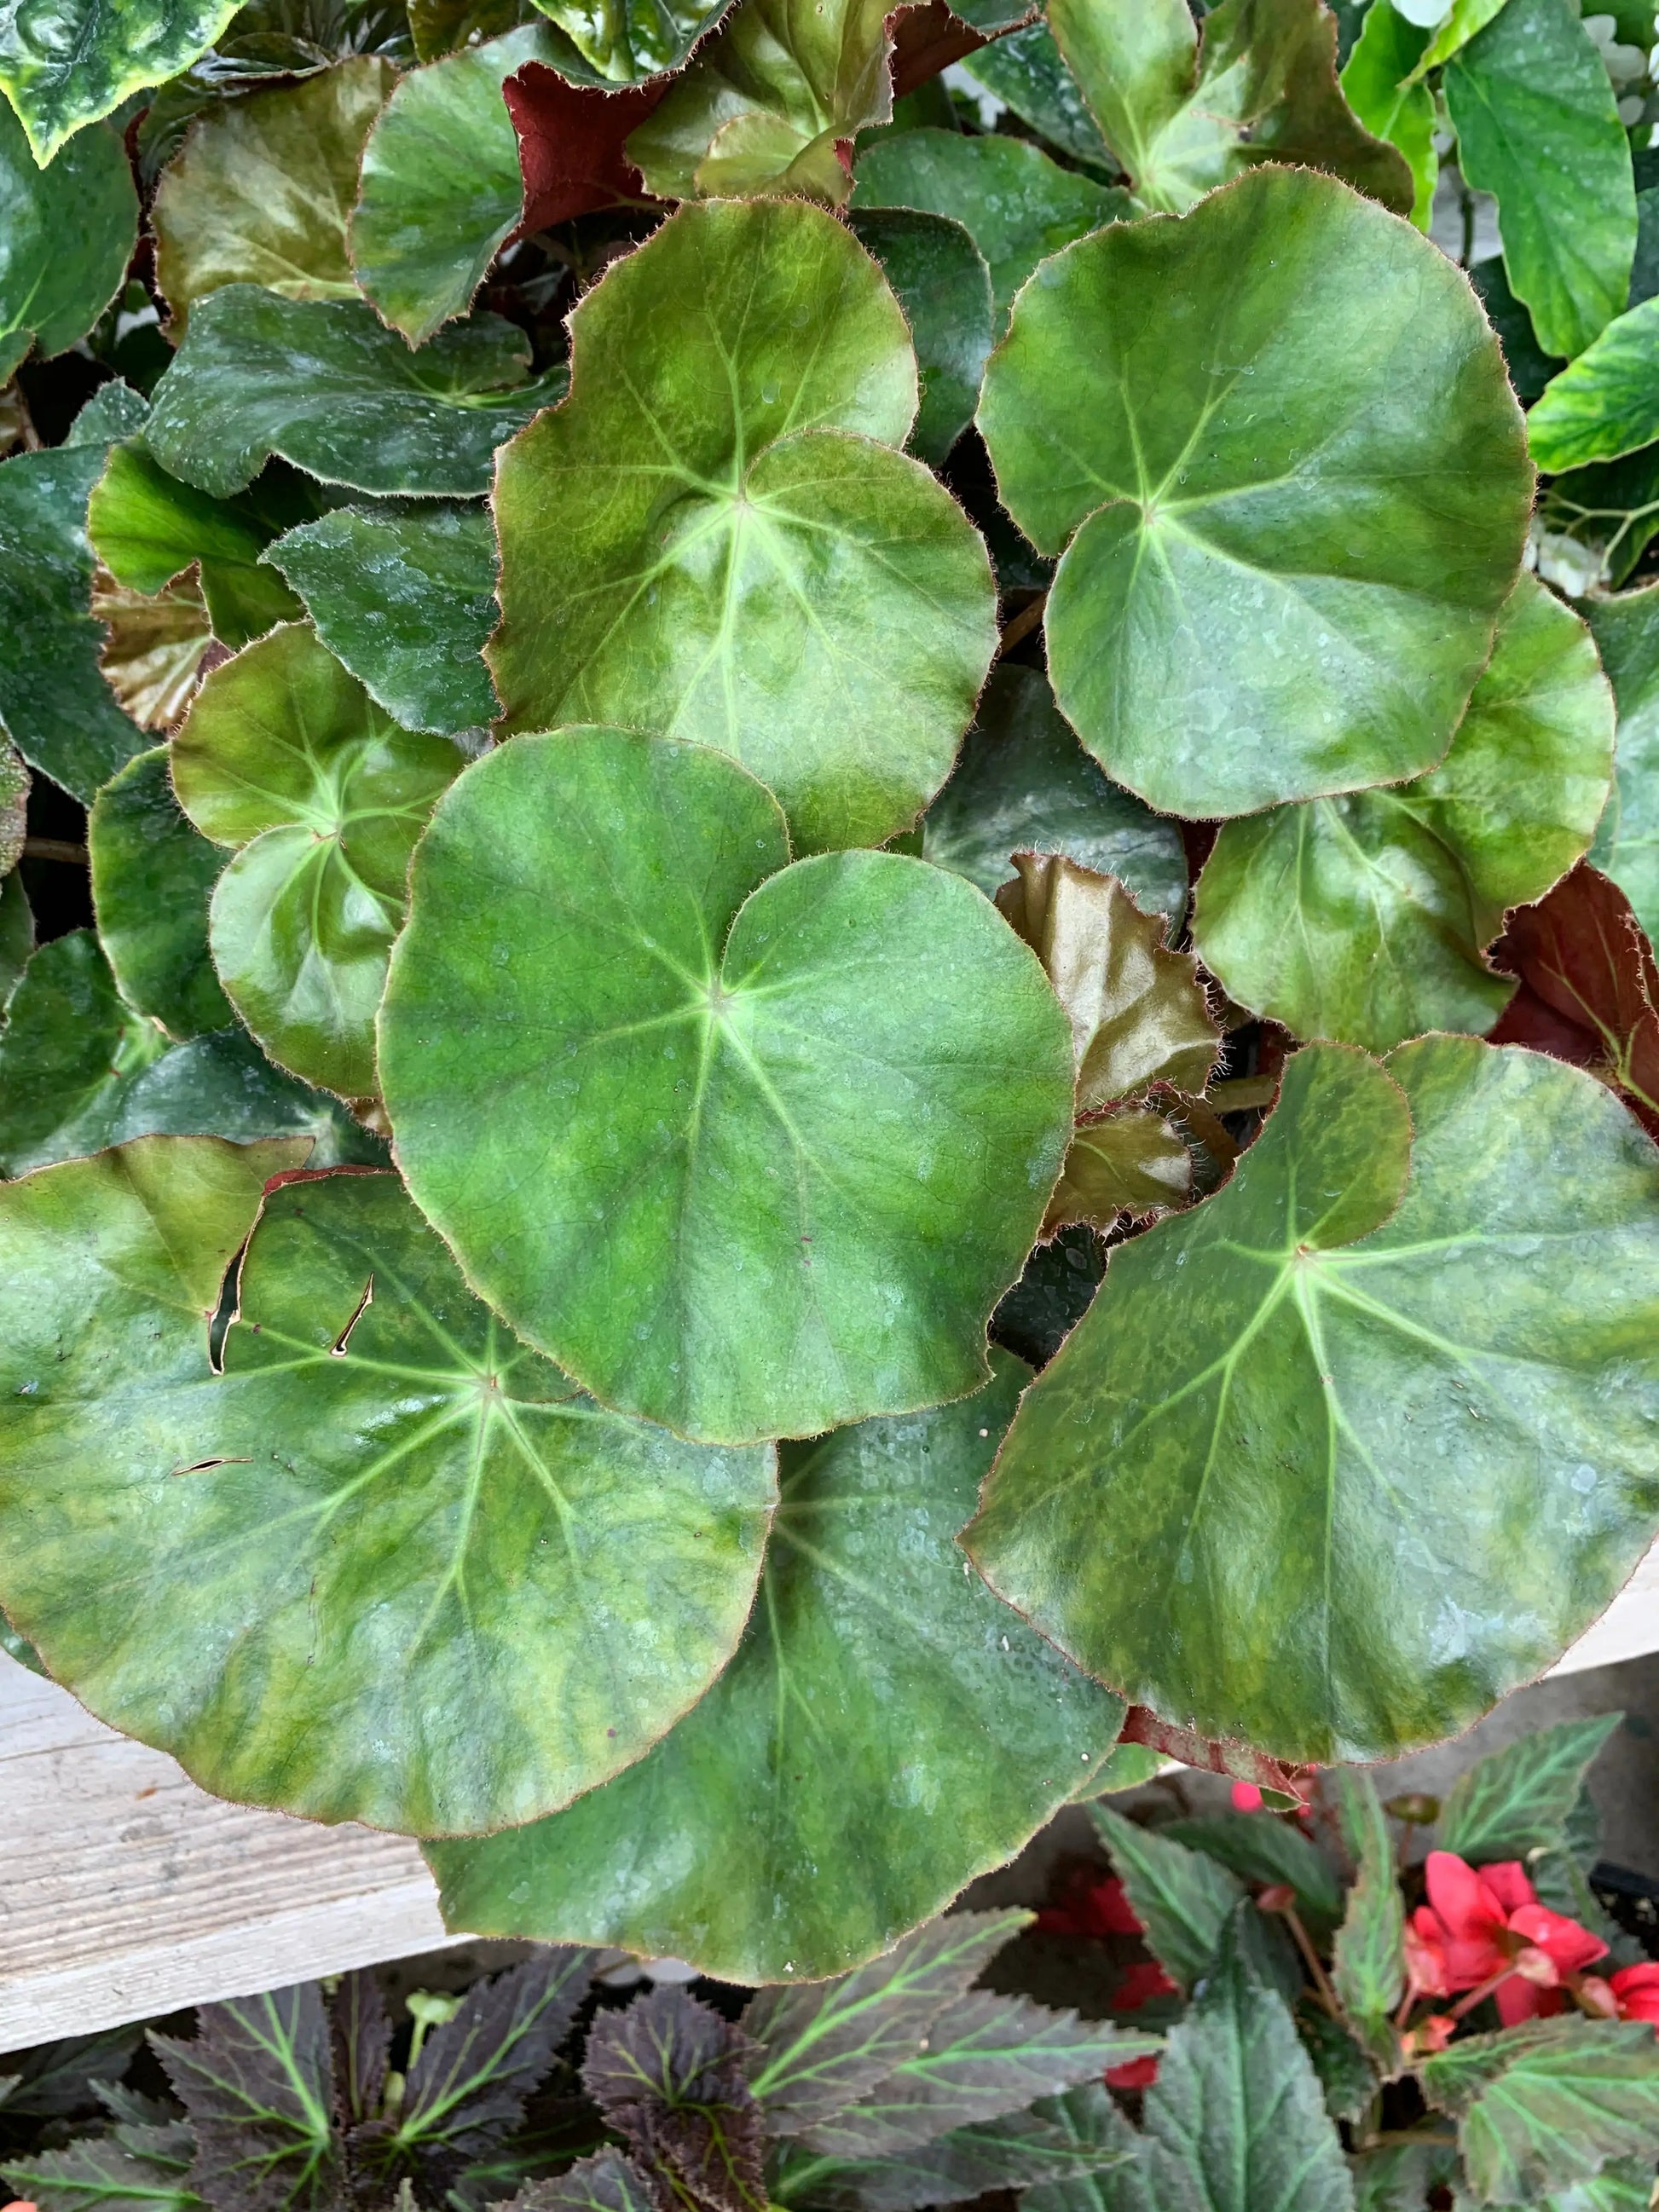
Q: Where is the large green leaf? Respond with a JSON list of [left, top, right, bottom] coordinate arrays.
[[1445, 0, 1637, 361], [350, 26, 545, 348], [151, 59, 395, 332], [852, 130, 1128, 323], [426, 1365, 1124, 1981], [1436, 1712, 1624, 1863], [380, 726, 1074, 1445], [529, 0, 730, 81], [0, 436, 147, 802], [488, 199, 997, 854], [967, 1036, 1659, 1764], [1587, 584, 1659, 941], [1529, 297, 1659, 474], [0, 0, 239, 162], [263, 501, 499, 736], [145, 287, 565, 500], [921, 666, 1186, 922], [977, 167, 1531, 819], [958, 24, 1113, 173], [89, 743, 232, 1038], [1192, 574, 1615, 1051], [1048, 0, 1413, 217], [1421, 2020, 1659, 2205], [1338, 0, 1434, 228], [0, 101, 136, 383], [843, 210, 992, 468], [172, 621, 462, 1097], [0, 1148, 775, 1833]]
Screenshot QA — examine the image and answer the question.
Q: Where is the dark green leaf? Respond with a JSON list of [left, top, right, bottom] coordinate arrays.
[[1421, 2019, 1659, 2205], [920, 666, 1186, 921], [1436, 1712, 1624, 1862], [0, 869, 32, 1013], [495, 2149, 662, 2212], [978, 167, 1531, 817], [1445, 0, 1637, 360], [89, 744, 231, 1038], [146, 288, 564, 500], [852, 129, 1129, 321], [0, 1149, 775, 1832], [1587, 584, 1659, 941], [155, 1984, 335, 2212], [0, 99, 137, 382], [1338, 0, 1435, 228], [380, 728, 1074, 1443], [1159, 1811, 1344, 1932], [958, 24, 1113, 172], [1295, 2003, 1378, 2128], [1018, 2085, 1146, 2212], [584, 1988, 766, 2212], [1089, 1803, 1245, 1993], [424, 1369, 1122, 1982], [0, 931, 166, 1176], [107, 1026, 390, 1164], [1329, 1770, 1406, 2039], [1, 2120, 202, 2211], [968, 1037, 1659, 1764], [0, 2028, 145, 2119], [0, 0, 239, 161], [1348, 2137, 1459, 2212], [261, 501, 499, 736], [843, 209, 992, 466]]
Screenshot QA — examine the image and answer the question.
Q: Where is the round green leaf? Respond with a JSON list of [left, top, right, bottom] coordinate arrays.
[[967, 1037, 1659, 1764], [145, 288, 567, 500], [90, 744, 233, 1040], [379, 726, 1075, 1446], [1193, 575, 1616, 1051], [1587, 583, 1659, 944], [173, 621, 463, 1097], [263, 501, 499, 736], [0, 0, 239, 163], [152, 60, 396, 334], [425, 1354, 1124, 1982], [0, 1149, 775, 1833], [0, 100, 136, 382], [922, 665, 1188, 923], [488, 199, 997, 853], [845, 208, 993, 468], [976, 168, 1532, 818]]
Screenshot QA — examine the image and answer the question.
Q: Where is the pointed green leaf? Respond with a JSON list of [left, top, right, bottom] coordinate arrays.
[[146, 288, 565, 500], [1529, 296, 1659, 474], [0, 100, 136, 382], [351, 26, 547, 348], [1436, 1712, 1625, 1863], [1587, 584, 1659, 943], [920, 667, 1187, 922], [1329, 1771, 1406, 2036], [488, 199, 996, 853], [958, 24, 1113, 173], [1338, 0, 1436, 228], [1445, 0, 1637, 361], [0, 932, 166, 1175], [977, 167, 1531, 819], [381, 727, 1073, 1442], [0, 1150, 774, 1831], [172, 621, 462, 1095], [1088, 1803, 1246, 1993], [89, 743, 232, 1038], [155, 1984, 335, 2212], [1348, 2138, 1459, 2212], [968, 1036, 1659, 1764], [1, 2119, 202, 2210], [844, 209, 992, 467], [1296, 2003, 1378, 2127], [1049, 0, 1413, 217], [262, 500, 499, 735], [425, 1366, 1123, 1980], [852, 129, 1129, 322], [0, 0, 239, 163], [1422, 2019, 1659, 2205], [152, 59, 396, 333], [1192, 573, 1615, 1051], [584, 1987, 766, 2212], [1159, 1811, 1344, 1932], [498, 2150, 662, 2212], [1018, 2083, 1147, 2212]]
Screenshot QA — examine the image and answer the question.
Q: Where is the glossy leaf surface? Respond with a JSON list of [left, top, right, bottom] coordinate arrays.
[[0, 1152, 774, 1833], [173, 621, 462, 1095], [1445, 0, 1637, 360], [1338, 0, 1434, 227], [1193, 575, 1615, 1051], [426, 1364, 1123, 1981], [0, 101, 137, 382], [0, 0, 239, 160], [1529, 297, 1659, 473], [89, 743, 231, 1038], [529, 0, 731, 82], [978, 168, 1531, 818], [489, 199, 997, 853], [1589, 585, 1659, 941], [93, 566, 215, 730], [382, 728, 1075, 1443], [844, 210, 991, 467], [146, 287, 564, 498], [152, 59, 395, 332], [968, 1037, 1659, 1764], [263, 501, 499, 735], [921, 667, 1186, 921], [958, 24, 1112, 172]]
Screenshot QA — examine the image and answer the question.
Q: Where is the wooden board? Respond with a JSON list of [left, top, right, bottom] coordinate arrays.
[[3, 1539, 1656, 2050]]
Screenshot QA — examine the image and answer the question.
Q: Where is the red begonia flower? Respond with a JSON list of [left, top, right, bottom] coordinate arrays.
[[1231, 1782, 1263, 1812], [1115, 1960, 1176, 2011], [1611, 1961, 1659, 2028], [1408, 1852, 1606, 2019], [1037, 1872, 1144, 1940], [1105, 2055, 1159, 2090]]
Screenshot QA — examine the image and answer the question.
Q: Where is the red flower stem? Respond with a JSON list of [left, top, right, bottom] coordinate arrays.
[[1448, 1967, 1520, 2022]]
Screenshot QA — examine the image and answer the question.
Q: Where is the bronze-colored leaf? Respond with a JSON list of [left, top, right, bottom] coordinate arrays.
[[93, 564, 218, 731], [1043, 1106, 1192, 1232]]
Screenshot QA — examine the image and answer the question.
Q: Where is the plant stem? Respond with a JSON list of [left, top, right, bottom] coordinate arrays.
[[21, 838, 88, 865], [1281, 1904, 1341, 2017]]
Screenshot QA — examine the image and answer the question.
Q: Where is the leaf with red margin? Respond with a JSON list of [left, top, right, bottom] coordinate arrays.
[[1490, 863, 1659, 1135], [1119, 1708, 1316, 1801], [505, 64, 666, 230], [889, 0, 996, 97]]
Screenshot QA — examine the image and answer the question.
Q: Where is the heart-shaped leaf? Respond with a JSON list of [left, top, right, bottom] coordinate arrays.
[[1588, 585, 1659, 943], [263, 501, 500, 736], [0, 1147, 776, 1833], [172, 621, 464, 1096], [380, 727, 1075, 1443], [921, 666, 1187, 922], [488, 199, 997, 852], [1193, 574, 1615, 1051], [968, 1036, 1659, 1764], [89, 743, 232, 1038], [152, 59, 396, 333], [351, 27, 546, 348], [0, 101, 136, 383], [146, 287, 566, 500], [844, 210, 992, 467], [979, 168, 1533, 819], [0, 0, 239, 161], [425, 1359, 1124, 1981]]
